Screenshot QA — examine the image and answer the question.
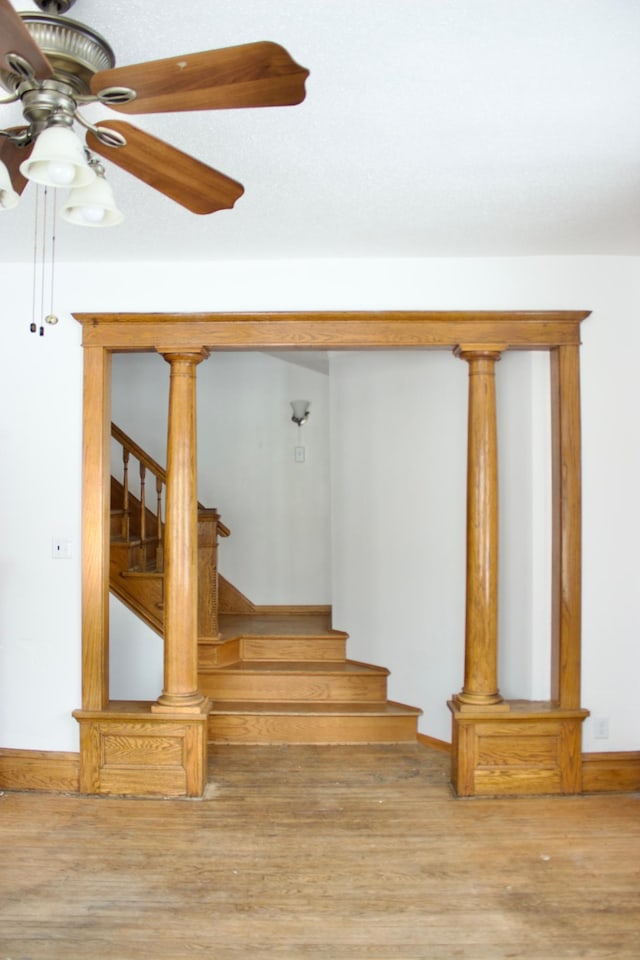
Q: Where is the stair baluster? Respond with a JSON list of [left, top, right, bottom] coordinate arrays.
[[121, 448, 131, 542], [112, 423, 168, 574], [155, 475, 164, 570], [139, 462, 147, 569]]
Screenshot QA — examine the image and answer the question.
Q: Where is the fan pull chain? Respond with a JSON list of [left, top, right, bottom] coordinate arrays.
[[40, 185, 48, 334], [47, 189, 59, 328], [30, 186, 60, 338], [29, 186, 40, 335]]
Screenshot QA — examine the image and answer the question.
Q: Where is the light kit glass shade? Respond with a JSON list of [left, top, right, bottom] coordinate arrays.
[[19, 124, 95, 189], [290, 400, 311, 426], [0, 159, 19, 209], [61, 171, 124, 227]]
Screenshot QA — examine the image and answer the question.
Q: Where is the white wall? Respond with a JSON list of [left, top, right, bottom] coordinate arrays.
[[0, 280, 83, 750], [0, 256, 637, 753], [330, 350, 468, 731], [109, 596, 164, 700]]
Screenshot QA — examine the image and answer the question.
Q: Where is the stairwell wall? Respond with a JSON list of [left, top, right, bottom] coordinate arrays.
[[0, 256, 637, 753]]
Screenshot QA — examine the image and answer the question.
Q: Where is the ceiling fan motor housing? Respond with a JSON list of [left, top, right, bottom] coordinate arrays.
[[0, 14, 115, 97]]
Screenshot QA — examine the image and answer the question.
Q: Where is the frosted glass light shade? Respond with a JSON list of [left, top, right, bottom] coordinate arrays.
[[61, 174, 124, 227], [19, 126, 95, 188], [290, 400, 311, 425], [0, 159, 19, 209]]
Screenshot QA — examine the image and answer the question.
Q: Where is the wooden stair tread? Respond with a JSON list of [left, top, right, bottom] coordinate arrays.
[[202, 660, 389, 676], [208, 700, 422, 716]]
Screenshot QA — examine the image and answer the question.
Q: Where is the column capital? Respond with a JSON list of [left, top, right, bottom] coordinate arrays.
[[454, 343, 507, 361], [157, 346, 210, 364]]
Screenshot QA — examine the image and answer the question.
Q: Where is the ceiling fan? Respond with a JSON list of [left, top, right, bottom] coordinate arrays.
[[0, 0, 309, 225]]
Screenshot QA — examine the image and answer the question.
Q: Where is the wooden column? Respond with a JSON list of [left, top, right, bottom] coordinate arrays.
[[453, 344, 507, 710], [550, 345, 582, 708], [152, 349, 210, 714]]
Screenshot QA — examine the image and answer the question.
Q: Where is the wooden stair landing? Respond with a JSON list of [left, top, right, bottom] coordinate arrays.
[[202, 613, 422, 745]]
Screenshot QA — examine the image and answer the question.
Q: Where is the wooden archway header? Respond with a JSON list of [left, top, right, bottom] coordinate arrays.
[[74, 309, 587, 351]]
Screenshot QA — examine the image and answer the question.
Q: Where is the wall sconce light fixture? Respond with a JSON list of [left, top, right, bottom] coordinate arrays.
[[290, 400, 311, 426]]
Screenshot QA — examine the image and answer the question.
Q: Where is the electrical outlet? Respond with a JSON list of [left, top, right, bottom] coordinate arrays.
[[593, 716, 609, 739]]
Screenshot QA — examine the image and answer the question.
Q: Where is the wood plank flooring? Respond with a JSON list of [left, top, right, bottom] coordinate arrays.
[[0, 743, 638, 959]]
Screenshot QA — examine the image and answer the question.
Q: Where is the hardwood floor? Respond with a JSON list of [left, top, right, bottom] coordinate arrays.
[[0, 743, 638, 959]]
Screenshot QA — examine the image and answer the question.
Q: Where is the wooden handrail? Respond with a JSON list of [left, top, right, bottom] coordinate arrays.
[[111, 422, 228, 522], [112, 422, 165, 571], [111, 423, 166, 486]]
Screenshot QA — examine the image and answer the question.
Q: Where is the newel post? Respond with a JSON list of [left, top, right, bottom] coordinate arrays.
[[152, 348, 210, 714], [198, 509, 228, 640], [453, 344, 507, 710]]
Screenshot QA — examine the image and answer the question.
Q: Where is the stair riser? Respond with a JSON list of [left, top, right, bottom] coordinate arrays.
[[208, 713, 418, 744], [198, 639, 241, 669], [200, 674, 388, 702], [240, 637, 346, 661]]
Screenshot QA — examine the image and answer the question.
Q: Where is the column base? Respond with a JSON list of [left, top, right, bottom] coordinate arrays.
[[74, 700, 210, 798], [151, 694, 211, 715], [452, 692, 510, 713], [448, 699, 589, 797]]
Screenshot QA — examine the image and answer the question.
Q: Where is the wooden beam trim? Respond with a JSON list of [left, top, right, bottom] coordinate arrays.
[[74, 311, 589, 351], [550, 345, 582, 709], [81, 346, 111, 710]]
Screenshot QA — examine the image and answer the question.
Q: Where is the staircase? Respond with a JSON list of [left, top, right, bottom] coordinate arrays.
[[200, 613, 421, 744], [110, 423, 422, 745]]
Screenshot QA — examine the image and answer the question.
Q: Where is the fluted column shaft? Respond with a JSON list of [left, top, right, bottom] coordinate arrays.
[[454, 344, 506, 709], [153, 348, 209, 713]]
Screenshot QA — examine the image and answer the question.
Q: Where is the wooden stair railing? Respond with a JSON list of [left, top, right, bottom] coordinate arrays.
[[111, 423, 168, 572], [110, 423, 230, 639]]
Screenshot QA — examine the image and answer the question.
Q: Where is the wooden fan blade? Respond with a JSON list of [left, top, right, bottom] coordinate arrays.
[[0, 0, 53, 80], [0, 130, 33, 196], [91, 41, 309, 114], [86, 120, 244, 215]]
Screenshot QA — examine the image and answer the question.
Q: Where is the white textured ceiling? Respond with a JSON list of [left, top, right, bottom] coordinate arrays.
[[2, 0, 640, 262]]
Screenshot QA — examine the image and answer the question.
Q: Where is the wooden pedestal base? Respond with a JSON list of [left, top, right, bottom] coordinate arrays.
[[448, 699, 589, 797], [73, 701, 209, 798]]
